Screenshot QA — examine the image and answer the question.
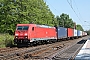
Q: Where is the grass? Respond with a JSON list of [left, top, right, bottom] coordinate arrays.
[[0, 33, 14, 48], [0, 44, 5, 48], [0, 34, 5, 42]]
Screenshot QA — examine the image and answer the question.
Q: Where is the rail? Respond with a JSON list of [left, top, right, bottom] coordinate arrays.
[[68, 43, 84, 60]]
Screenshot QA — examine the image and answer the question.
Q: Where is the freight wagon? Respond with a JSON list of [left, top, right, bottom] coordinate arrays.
[[74, 29, 78, 38], [77, 30, 81, 37], [85, 32, 87, 36], [57, 27, 67, 40], [77, 30, 80, 37], [67, 28, 74, 39], [80, 31, 83, 37], [82, 31, 85, 36]]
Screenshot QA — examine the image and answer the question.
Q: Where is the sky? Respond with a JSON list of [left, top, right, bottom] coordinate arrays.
[[44, 0, 90, 31]]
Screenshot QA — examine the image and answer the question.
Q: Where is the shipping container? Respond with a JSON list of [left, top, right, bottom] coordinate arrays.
[[83, 32, 85, 36], [74, 29, 77, 36], [82, 31, 85, 36], [85, 32, 87, 35], [57, 27, 67, 39], [84, 32, 86, 36], [77, 30, 80, 36], [80, 31, 82, 36], [67, 28, 74, 37]]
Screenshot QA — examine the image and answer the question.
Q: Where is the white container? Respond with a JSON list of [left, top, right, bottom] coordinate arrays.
[[80, 31, 82, 36], [74, 29, 77, 36], [85, 32, 87, 35]]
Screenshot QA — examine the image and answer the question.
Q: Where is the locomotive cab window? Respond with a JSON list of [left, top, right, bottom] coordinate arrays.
[[17, 26, 29, 30], [32, 27, 34, 31]]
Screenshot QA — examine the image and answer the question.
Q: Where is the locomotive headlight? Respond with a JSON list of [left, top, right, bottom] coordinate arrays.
[[15, 34, 18, 36], [25, 33, 28, 36], [25, 36, 28, 38], [15, 36, 18, 38]]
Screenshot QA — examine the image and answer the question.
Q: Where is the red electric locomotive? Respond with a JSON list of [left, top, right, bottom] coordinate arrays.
[[14, 24, 57, 45]]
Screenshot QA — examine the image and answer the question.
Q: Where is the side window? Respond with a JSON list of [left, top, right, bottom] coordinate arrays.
[[32, 27, 34, 31]]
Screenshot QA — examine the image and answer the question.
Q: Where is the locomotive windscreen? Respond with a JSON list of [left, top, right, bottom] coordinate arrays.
[[17, 26, 29, 30]]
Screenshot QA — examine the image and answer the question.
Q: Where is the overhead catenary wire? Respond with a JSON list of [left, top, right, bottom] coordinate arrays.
[[73, 0, 85, 24], [46, 0, 83, 23], [74, 1, 90, 26], [44, 0, 61, 26], [45, 0, 84, 24], [67, 0, 84, 26], [73, 0, 89, 30], [45, 0, 85, 29], [73, 0, 82, 18], [70, 0, 72, 7], [45, 0, 60, 15]]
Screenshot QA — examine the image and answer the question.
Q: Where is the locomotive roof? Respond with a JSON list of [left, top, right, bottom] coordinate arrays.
[[17, 24, 55, 28], [36, 24, 54, 28]]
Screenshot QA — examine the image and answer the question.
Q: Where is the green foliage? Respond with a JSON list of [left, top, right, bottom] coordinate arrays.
[[0, 0, 84, 34], [55, 13, 74, 28], [4, 34, 14, 47], [85, 30, 90, 35], [0, 33, 14, 48], [76, 24, 84, 31], [55, 13, 84, 31], [0, 0, 54, 34], [0, 34, 6, 48]]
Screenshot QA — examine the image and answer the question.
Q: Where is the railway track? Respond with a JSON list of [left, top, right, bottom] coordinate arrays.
[[26, 36, 88, 60], [52, 40, 86, 60], [0, 40, 71, 60], [0, 47, 18, 53], [29, 40, 87, 60], [3, 41, 69, 60], [0, 41, 65, 60], [0, 36, 89, 60], [25, 38, 88, 60]]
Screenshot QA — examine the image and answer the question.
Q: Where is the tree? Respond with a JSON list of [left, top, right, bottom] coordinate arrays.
[[76, 24, 84, 31], [85, 30, 90, 35], [55, 13, 74, 28], [0, 0, 54, 34]]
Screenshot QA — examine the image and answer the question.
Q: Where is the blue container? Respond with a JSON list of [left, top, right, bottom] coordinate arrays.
[[57, 27, 67, 39], [77, 30, 80, 36]]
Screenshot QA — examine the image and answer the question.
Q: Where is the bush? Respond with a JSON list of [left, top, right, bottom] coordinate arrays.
[[0, 33, 14, 48], [4, 34, 14, 47]]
